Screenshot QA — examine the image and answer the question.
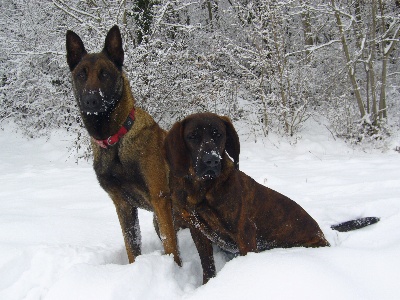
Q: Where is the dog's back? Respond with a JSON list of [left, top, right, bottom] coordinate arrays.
[[237, 169, 329, 249]]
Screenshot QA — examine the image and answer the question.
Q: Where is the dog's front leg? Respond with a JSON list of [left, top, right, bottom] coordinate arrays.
[[237, 216, 258, 255], [113, 199, 141, 263], [152, 196, 182, 266], [181, 207, 238, 253], [194, 204, 237, 243], [189, 226, 216, 284]]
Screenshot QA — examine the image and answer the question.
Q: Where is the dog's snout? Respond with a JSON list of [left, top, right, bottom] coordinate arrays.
[[202, 152, 220, 168], [81, 93, 103, 112]]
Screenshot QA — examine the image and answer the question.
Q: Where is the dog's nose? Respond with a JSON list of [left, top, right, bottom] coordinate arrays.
[[202, 152, 220, 168], [82, 94, 101, 111]]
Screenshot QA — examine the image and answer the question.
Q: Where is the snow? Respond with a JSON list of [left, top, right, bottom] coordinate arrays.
[[1, 120, 400, 300]]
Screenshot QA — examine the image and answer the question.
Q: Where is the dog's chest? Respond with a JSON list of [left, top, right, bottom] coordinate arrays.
[[93, 147, 152, 211]]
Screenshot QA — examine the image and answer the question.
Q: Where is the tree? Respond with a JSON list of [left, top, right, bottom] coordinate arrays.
[[1, 0, 399, 155], [328, 0, 399, 131]]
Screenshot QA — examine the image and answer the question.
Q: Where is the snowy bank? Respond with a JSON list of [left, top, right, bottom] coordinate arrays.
[[0, 121, 399, 300]]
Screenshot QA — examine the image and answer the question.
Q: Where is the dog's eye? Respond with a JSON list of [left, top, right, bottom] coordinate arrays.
[[187, 132, 199, 140], [77, 69, 87, 80], [100, 70, 109, 79], [212, 129, 221, 138]]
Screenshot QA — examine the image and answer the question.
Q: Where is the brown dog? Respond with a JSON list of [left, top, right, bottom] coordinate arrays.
[[165, 112, 379, 283], [66, 25, 180, 265], [164, 113, 336, 284]]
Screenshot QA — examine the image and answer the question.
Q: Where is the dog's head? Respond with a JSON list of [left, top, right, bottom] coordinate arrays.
[[66, 25, 124, 115], [165, 113, 240, 180]]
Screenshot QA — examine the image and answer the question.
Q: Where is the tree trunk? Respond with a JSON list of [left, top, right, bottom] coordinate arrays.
[[369, 0, 378, 124], [331, 0, 366, 118], [377, 0, 400, 120], [300, 0, 313, 60]]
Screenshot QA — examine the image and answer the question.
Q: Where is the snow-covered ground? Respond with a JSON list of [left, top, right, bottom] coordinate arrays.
[[1, 120, 399, 300]]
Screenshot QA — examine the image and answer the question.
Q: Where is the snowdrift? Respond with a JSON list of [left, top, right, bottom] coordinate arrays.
[[0, 121, 399, 300]]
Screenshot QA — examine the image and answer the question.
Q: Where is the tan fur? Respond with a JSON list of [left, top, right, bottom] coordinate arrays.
[[91, 76, 180, 265], [66, 26, 181, 266]]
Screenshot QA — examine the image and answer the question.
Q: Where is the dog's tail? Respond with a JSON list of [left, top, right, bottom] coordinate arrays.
[[331, 217, 380, 232]]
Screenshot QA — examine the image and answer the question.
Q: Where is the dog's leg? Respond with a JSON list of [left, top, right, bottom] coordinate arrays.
[[96, 173, 142, 262], [114, 200, 141, 263], [152, 196, 181, 266], [181, 208, 239, 253], [194, 205, 237, 242], [237, 218, 258, 255], [237, 222, 257, 255], [189, 226, 216, 284]]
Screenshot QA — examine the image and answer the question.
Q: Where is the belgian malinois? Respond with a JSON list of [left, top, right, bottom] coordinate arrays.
[[66, 25, 180, 265]]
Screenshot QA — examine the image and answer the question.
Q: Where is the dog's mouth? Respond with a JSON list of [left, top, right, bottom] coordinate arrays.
[[81, 107, 108, 115], [82, 109, 101, 115], [198, 168, 220, 180]]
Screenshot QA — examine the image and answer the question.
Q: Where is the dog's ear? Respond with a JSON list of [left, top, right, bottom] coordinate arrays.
[[66, 30, 87, 71], [164, 121, 190, 177], [103, 25, 124, 69], [220, 116, 240, 169]]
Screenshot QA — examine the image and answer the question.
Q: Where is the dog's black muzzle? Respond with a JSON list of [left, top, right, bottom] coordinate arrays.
[[80, 93, 114, 114], [196, 151, 222, 180]]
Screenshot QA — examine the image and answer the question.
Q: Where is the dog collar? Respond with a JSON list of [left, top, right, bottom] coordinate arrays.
[[92, 108, 135, 149]]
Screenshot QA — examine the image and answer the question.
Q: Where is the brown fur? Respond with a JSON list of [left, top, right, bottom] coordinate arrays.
[[164, 112, 329, 283], [66, 26, 181, 265]]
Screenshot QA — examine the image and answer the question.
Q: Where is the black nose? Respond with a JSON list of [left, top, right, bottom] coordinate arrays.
[[82, 94, 101, 111], [202, 152, 220, 168]]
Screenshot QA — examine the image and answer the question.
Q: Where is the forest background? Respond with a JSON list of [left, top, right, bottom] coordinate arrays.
[[1, 0, 399, 159]]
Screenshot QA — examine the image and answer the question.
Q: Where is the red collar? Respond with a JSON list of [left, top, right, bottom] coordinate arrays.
[[92, 108, 135, 149]]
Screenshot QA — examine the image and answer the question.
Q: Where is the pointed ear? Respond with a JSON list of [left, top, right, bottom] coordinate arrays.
[[220, 116, 240, 169], [66, 30, 87, 71], [103, 25, 124, 69], [164, 121, 190, 177]]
